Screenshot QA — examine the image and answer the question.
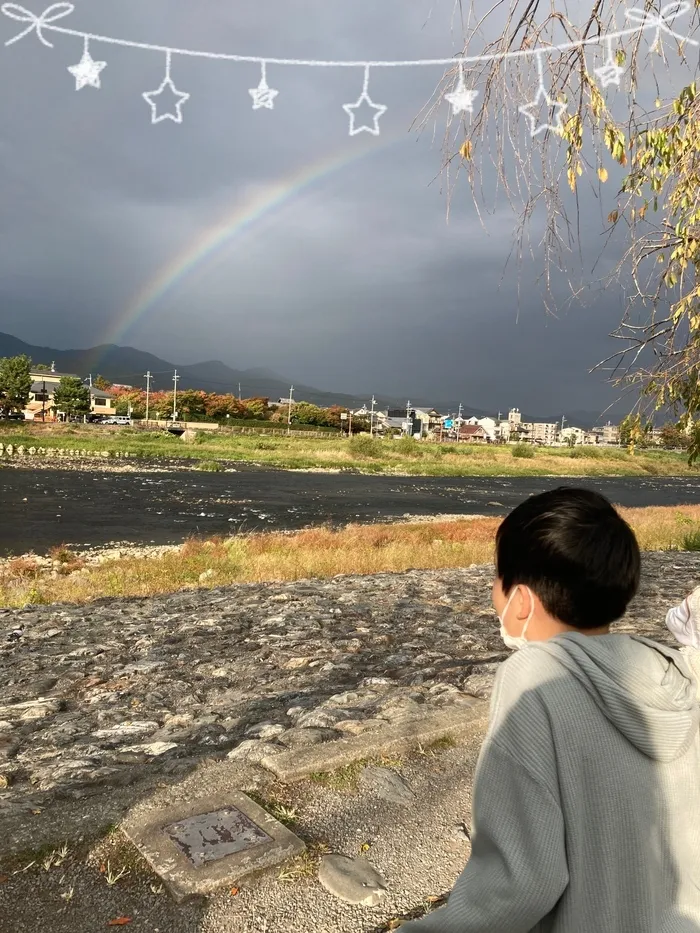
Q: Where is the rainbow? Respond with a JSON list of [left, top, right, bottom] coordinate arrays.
[[103, 133, 405, 354]]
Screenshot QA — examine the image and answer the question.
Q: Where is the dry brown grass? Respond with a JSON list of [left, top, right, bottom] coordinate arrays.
[[3, 505, 700, 608]]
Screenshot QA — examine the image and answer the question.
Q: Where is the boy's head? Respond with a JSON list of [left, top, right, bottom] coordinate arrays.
[[493, 486, 640, 635]]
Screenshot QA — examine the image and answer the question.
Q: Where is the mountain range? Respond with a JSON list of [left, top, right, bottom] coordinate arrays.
[[0, 331, 618, 429]]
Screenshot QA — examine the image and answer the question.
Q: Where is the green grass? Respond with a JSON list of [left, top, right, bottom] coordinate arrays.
[[1, 423, 697, 477], [681, 528, 700, 551], [197, 459, 224, 472], [511, 443, 535, 459]]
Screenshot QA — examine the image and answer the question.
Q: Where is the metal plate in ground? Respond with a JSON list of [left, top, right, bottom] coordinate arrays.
[[164, 806, 272, 868]]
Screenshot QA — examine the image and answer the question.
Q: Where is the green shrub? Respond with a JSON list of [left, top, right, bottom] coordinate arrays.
[[569, 446, 604, 459], [511, 443, 535, 459], [198, 460, 224, 472], [392, 436, 424, 458], [681, 528, 700, 551], [349, 435, 382, 458]]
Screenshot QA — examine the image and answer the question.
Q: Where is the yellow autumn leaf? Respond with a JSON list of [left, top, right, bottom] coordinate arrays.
[[460, 140, 472, 160], [576, 162, 583, 177], [567, 167, 576, 192], [598, 166, 609, 183]]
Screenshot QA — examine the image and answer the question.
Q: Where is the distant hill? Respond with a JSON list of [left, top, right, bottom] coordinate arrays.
[[0, 331, 617, 428]]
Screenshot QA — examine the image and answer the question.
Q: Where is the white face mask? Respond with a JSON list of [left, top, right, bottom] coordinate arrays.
[[499, 585, 534, 650]]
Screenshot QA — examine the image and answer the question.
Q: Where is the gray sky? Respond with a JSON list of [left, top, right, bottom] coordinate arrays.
[[0, 0, 697, 417]]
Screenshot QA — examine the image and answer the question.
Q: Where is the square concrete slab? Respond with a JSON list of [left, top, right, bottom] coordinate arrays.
[[123, 790, 305, 902]]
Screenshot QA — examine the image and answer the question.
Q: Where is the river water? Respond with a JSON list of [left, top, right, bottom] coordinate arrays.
[[2, 465, 700, 555]]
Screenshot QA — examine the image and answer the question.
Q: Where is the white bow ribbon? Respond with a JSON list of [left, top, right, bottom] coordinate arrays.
[[2, 2, 74, 48], [625, 2, 699, 47]]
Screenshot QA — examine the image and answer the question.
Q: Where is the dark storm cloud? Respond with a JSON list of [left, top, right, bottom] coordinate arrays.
[[0, 1, 696, 416]]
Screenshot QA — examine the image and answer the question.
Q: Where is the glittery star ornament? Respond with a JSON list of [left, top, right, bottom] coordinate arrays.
[[444, 65, 478, 116], [68, 48, 106, 90], [444, 82, 479, 115], [249, 77, 278, 110], [519, 86, 567, 137]]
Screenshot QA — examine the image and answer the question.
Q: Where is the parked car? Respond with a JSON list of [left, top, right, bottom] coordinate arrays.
[[0, 412, 25, 421], [103, 416, 132, 425]]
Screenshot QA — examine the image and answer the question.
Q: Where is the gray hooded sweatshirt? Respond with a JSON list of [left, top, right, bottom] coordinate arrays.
[[402, 632, 700, 932]]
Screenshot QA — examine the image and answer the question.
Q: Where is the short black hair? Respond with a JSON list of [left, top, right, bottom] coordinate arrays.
[[495, 486, 640, 629]]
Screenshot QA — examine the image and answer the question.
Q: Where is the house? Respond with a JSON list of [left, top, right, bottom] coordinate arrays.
[[601, 422, 620, 444], [376, 410, 412, 435], [89, 387, 117, 417], [559, 426, 586, 445], [24, 368, 116, 421], [413, 408, 443, 435], [532, 422, 558, 446], [458, 424, 489, 443]]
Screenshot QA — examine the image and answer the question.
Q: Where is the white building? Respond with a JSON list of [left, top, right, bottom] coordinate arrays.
[[602, 422, 620, 444], [532, 422, 558, 446], [559, 426, 586, 445]]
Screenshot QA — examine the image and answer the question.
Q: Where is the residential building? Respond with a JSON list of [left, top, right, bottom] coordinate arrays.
[[601, 422, 620, 445], [414, 408, 443, 435], [517, 422, 534, 443], [532, 422, 558, 446], [508, 408, 522, 426], [89, 387, 117, 416], [497, 420, 511, 442], [458, 424, 489, 443], [24, 369, 116, 421], [476, 417, 497, 441], [376, 410, 409, 434], [559, 426, 586, 445]]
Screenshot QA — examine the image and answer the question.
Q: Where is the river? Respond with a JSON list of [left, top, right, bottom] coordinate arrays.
[[1, 465, 700, 555]]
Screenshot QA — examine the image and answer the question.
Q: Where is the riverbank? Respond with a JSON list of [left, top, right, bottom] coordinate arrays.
[[0, 553, 696, 932], [2, 505, 700, 608], [0, 424, 695, 477]]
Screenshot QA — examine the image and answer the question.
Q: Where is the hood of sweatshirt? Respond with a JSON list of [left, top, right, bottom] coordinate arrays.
[[534, 633, 700, 762]]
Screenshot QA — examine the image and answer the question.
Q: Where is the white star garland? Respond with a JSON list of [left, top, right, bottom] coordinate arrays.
[[142, 50, 190, 124], [1, 1, 698, 137], [519, 52, 568, 137], [68, 35, 105, 89], [343, 65, 386, 136], [249, 61, 278, 110], [444, 63, 479, 116], [594, 37, 626, 88]]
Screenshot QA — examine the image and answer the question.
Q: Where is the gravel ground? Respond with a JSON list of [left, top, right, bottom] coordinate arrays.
[[0, 742, 481, 933], [1, 551, 699, 931]]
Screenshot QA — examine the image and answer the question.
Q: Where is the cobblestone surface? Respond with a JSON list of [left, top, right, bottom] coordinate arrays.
[[0, 551, 697, 818]]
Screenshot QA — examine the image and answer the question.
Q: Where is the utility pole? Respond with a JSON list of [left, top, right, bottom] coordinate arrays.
[[238, 382, 241, 401], [144, 371, 152, 423], [287, 385, 294, 436], [41, 378, 46, 422], [172, 370, 179, 422], [406, 400, 411, 437], [349, 409, 352, 436], [369, 396, 376, 437], [88, 374, 93, 388]]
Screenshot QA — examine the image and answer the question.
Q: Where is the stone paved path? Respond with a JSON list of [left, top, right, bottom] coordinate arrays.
[[1, 552, 697, 827]]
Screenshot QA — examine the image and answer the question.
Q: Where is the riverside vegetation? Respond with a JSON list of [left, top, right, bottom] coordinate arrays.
[[0, 424, 697, 477], [2, 506, 700, 608]]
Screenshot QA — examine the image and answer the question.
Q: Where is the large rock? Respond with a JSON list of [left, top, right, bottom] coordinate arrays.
[[318, 854, 388, 906], [359, 766, 414, 806]]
